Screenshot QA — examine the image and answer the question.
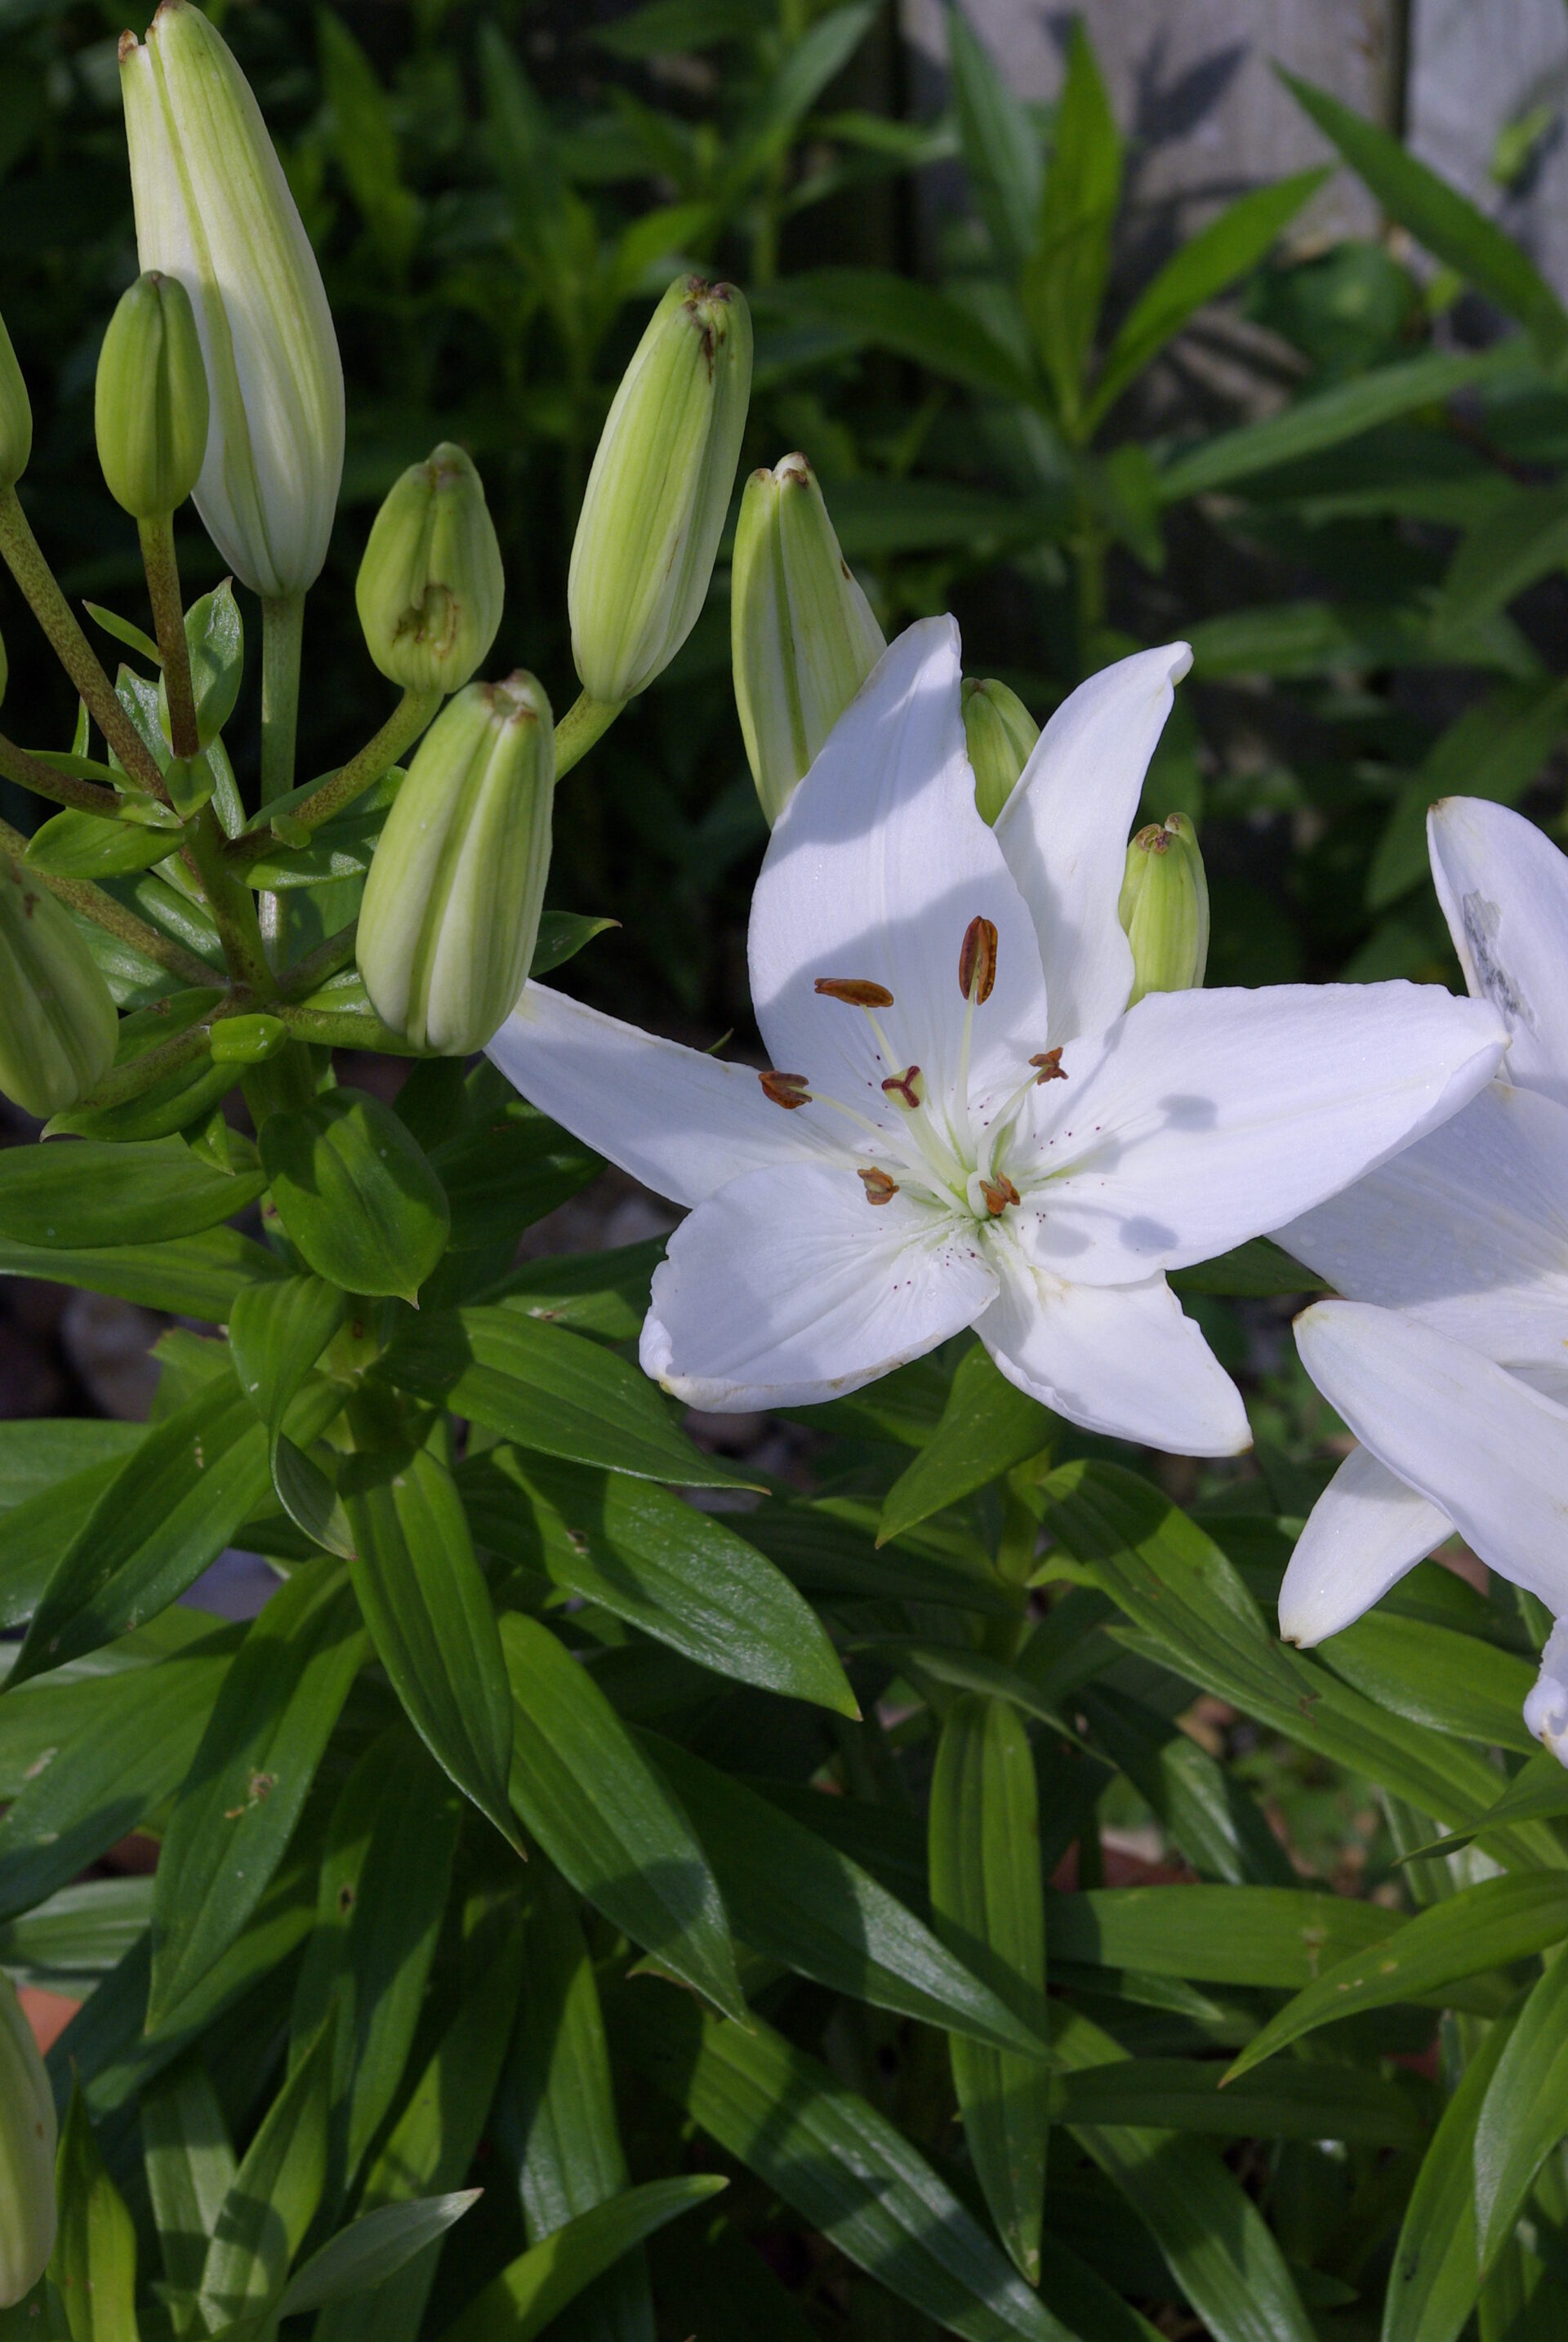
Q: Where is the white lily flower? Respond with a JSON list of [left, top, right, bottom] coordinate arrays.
[[1276, 795, 1568, 1756], [488, 619, 1504, 1451]]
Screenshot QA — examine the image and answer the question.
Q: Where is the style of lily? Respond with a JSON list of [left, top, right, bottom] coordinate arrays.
[[488, 619, 1505, 1454], [1276, 796, 1568, 1760]]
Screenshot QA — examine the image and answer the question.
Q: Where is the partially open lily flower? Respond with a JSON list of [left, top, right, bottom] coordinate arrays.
[[1276, 797, 1568, 1759], [489, 619, 1504, 1454]]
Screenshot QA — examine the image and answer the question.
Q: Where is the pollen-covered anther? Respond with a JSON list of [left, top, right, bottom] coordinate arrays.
[[880, 1065, 923, 1110], [959, 915, 997, 1004], [1031, 1048, 1067, 1083], [858, 1166, 900, 1206], [979, 1172, 1020, 1216], [815, 977, 894, 1008], [760, 1069, 811, 1109]]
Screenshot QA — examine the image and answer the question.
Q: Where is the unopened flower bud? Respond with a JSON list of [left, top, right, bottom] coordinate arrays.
[[1118, 812, 1209, 1008], [732, 454, 885, 826], [569, 274, 752, 706], [358, 672, 555, 1054], [0, 862, 118, 1117], [0, 308, 30, 492], [120, 1, 345, 598], [95, 270, 208, 519], [356, 443, 504, 695], [962, 678, 1040, 826], [0, 1970, 58, 2305]]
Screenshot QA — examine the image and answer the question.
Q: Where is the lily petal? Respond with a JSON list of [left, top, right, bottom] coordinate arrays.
[[1014, 982, 1505, 1285], [1277, 1445, 1452, 1647], [994, 643, 1192, 1050], [1524, 1619, 1568, 1765], [487, 982, 828, 1209], [978, 1249, 1250, 1454], [1429, 797, 1568, 1108], [749, 617, 1049, 1115], [1294, 1301, 1568, 1618], [1276, 1080, 1568, 1365], [641, 1160, 998, 1410]]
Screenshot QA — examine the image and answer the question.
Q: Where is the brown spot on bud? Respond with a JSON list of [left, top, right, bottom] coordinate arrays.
[[1031, 1048, 1067, 1083], [858, 1166, 899, 1206], [979, 1172, 1020, 1216], [815, 977, 894, 1008], [880, 1065, 923, 1110], [1132, 821, 1173, 855], [760, 1069, 811, 1109], [118, 28, 139, 60], [959, 915, 998, 1004]]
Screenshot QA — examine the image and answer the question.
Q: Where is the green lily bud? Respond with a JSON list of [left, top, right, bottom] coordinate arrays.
[[0, 307, 30, 492], [732, 453, 886, 826], [94, 270, 208, 519], [358, 672, 555, 1055], [0, 1973, 55, 2305], [569, 274, 752, 706], [356, 443, 505, 695], [1118, 812, 1210, 1008], [962, 677, 1040, 826], [119, 2, 345, 598], [0, 862, 118, 1117]]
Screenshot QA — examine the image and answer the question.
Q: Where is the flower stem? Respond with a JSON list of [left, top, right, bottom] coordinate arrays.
[[226, 685, 440, 862], [280, 917, 359, 998], [260, 591, 305, 806], [0, 486, 168, 799], [0, 812, 214, 987], [139, 514, 198, 761], [276, 1000, 408, 1052], [554, 688, 626, 780], [74, 1019, 215, 1112], [0, 730, 123, 818]]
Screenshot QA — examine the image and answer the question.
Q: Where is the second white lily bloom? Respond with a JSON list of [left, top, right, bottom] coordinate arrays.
[[489, 620, 1504, 1452]]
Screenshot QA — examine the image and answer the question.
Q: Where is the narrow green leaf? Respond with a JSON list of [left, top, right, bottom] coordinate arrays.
[[879, 1344, 1051, 1544], [528, 911, 617, 979], [1054, 2056, 1427, 2146], [500, 1613, 745, 2019], [1021, 20, 1121, 426], [0, 1877, 152, 1995], [615, 1988, 1076, 2342], [782, 268, 1039, 401], [1187, 594, 1537, 679], [1319, 1608, 1539, 1754], [231, 1273, 354, 1558], [1408, 1749, 1568, 1859], [1474, 1951, 1568, 2270], [281, 2195, 480, 2315], [345, 1449, 516, 1842], [260, 1089, 450, 1303], [0, 1135, 265, 1248], [440, 2176, 728, 2342], [719, 2, 877, 195], [1227, 1875, 1568, 2080], [1383, 2007, 1521, 2342], [1441, 482, 1568, 633], [142, 2053, 237, 2333], [948, 7, 1041, 275], [1168, 1236, 1328, 1298], [85, 601, 163, 666], [149, 1567, 368, 2030], [1046, 1883, 1399, 1988], [51, 2085, 138, 2342], [198, 2015, 333, 2328], [1080, 1686, 1296, 1886], [0, 1227, 283, 1323], [1368, 678, 1568, 908], [429, 1101, 600, 1255], [929, 1696, 1048, 2286], [494, 1240, 662, 1338], [25, 806, 183, 877], [0, 1420, 142, 1511]]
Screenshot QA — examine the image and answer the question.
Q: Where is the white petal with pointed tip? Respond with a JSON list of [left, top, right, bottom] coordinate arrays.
[[749, 616, 1049, 1116], [1276, 1080, 1568, 1365], [1524, 1618, 1568, 1767], [1278, 1445, 1452, 1647], [1294, 1302, 1568, 1618], [978, 1247, 1250, 1454], [487, 982, 826, 1209], [1429, 797, 1568, 1109], [1011, 982, 1505, 1285], [994, 643, 1192, 1050], [640, 1160, 999, 1410]]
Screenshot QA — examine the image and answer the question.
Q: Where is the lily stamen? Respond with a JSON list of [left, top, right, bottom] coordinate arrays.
[[858, 1166, 899, 1206], [815, 977, 894, 1008], [978, 1171, 1020, 1216], [958, 915, 997, 1004], [1031, 1048, 1067, 1083], [760, 1070, 811, 1109]]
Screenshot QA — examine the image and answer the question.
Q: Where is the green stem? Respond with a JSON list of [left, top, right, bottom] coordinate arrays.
[[0, 813, 214, 987], [0, 731, 123, 819], [74, 1021, 214, 1113], [280, 918, 359, 999], [186, 808, 273, 998], [554, 689, 626, 780], [228, 686, 440, 864], [276, 1001, 410, 1053], [0, 486, 168, 799], [1072, 525, 1108, 675], [139, 514, 199, 762], [260, 591, 305, 806]]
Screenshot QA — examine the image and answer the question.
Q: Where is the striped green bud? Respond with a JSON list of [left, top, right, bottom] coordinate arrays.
[[732, 453, 885, 826], [0, 1973, 55, 2305], [962, 677, 1040, 826], [1118, 811, 1209, 1007], [358, 672, 554, 1054], [0, 307, 29, 492], [95, 270, 208, 519], [356, 442, 504, 694], [569, 274, 752, 706], [0, 862, 118, 1117]]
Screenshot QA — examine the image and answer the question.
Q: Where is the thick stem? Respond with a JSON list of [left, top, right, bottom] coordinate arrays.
[[227, 686, 440, 862], [0, 813, 214, 987], [186, 807, 273, 999], [73, 1019, 214, 1113], [260, 592, 305, 806], [553, 688, 626, 780], [0, 486, 167, 799], [139, 514, 199, 761], [280, 918, 359, 999], [276, 1001, 409, 1053], [0, 731, 124, 819]]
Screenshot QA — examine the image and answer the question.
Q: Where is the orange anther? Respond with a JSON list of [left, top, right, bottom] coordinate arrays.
[[760, 1070, 811, 1109], [858, 1166, 899, 1206], [959, 915, 997, 1004], [979, 1172, 1020, 1216], [1030, 1048, 1067, 1083], [815, 977, 894, 1008]]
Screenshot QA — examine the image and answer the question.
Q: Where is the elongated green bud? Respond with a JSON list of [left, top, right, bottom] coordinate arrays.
[[358, 672, 555, 1054], [732, 453, 885, 825], [0, 1968, 57, 2305], [962, 678, 1040, 826], [0, 308, 29, 492], [1118, 812, 1209, 1008], [0, 862, 118, 1117], [569, 274, 752, 706], [356, 443, 504, 694], [95, 270, 208, 519]]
